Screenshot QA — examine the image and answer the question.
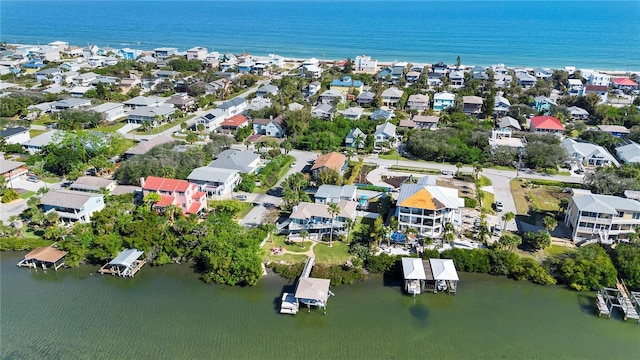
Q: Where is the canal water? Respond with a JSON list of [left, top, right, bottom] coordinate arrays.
[[1, 252, 638, 359]]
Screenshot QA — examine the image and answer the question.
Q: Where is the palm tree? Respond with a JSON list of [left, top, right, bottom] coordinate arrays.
[[477, 221, 490, 244], [165, 204, 182, 223], [455, 162, 464, 176], [344, 218, 356, 245], [300, 229, 309, 249], [354, 134, 364, 149], [186, 133, 198, 144], [473, 163, 483, 179], [327, 202, 340, 247], [543, 216, 557, 232], [502, 211, 515, 230]]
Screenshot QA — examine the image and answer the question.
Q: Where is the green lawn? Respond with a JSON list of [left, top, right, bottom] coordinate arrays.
[[261, 251, 307, 264], [544, 244, 575, 257], [96, 121, 127, 133], [264, 235, 309, 253], [389, 165, 440, 175], [236, 202, 255, 219], [314, 241, 352, 265], [29, 129, 47, 138], [131, 116, 191, 135], [477, 176, 492, 186], [481, 191, 495, 214], [20, 191, 35, 199], [378, 150, 410, 161]]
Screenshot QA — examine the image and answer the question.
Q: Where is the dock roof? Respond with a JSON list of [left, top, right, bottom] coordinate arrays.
[[24, 246, 68, 263], [429, 258, 459, 281], [109, 249, 143, 267], [295, 278, 331, 302], [402, 257, 427, 280]]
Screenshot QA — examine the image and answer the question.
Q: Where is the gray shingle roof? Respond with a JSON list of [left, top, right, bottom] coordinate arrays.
[[187, 166, 238, 183], [572, 193, 640, 214], [40, 189, 103, 210], [208, 149, 260, 173]]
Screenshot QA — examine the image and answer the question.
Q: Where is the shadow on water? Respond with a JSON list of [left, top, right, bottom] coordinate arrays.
[[577, 293, 597, 315]]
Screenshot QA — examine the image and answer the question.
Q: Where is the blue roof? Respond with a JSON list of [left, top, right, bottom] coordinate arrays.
[[23, 60, 45, 69], [371, 109, 392, 120], [378, 67, 392, 78], [330, 76, 363, 87]]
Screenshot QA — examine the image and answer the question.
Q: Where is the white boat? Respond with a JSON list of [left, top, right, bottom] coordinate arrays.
[[437, 280, 448, 292]]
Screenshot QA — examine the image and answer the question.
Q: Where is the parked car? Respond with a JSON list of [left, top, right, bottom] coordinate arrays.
[[494, 201, 504, 212], [290, 162, 297, 168], [493, 224, 502, 237], [26, 175, 40, 183], [234, 195, 247, 201]]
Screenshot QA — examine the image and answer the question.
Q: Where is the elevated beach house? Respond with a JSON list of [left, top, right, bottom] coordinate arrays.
[[433, 92, 455, 111], [529, 116, 564, 136], [40, 189, 105, 223], [253, 115, 285, 138], [288, 200, 358, 234], [140, 176, 207, 215]]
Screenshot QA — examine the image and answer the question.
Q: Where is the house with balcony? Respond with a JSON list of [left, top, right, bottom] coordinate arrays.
[[140, 176, 206, 215], [187, 167, 240, 198], [40, 189, 105, 223], [165, 93, 196, 111], [311, 152, 347, 178], [564, 190, 640, 243], [568, 79, 583, 94], [118, 48, 142, 60], [311, 104, 334, 120], [196, 109, 227, 131], [0, 159, 28, 182], [355, 91, 376, 106], [427, 73, 444, 87], [381, 87, 403, 107], [579, 85, 608, 104], [186, 47, 208, 61], [314, 185, 357, 204], [329, 76, 363, 95], [303, 81, 321, 98], [374, 122, 397, 148], [391, 61, 408, 79], [406, 94, 430, 112], [412, 115, 440, 130], [35, 68, 63, 84], [255, 84, 279, 98], [597, 125, 629, 138], [218, 114, 249, 135], [448, 70, 465, 89], [318, 89, 344, 105], [586, 72, 610, 86], [530, 116, 564, 136], [288, 200, 358, 234], [253, 114, 285, 138], [431, 62, 448, 75], [516, 72, 537, 88], [395, 176, 464, 237], [462, 96, 483, 115], [433, 92, 455, 111], [562, 138, 619, 168], [533, 96, 556, 113], [153, 47, 178, 60], [494, 95, 511, 116], [612, 78, 638, 92], [218, 97, 248, 116], [344, 127, 366, 148], [533, 67, 553, 81], [124, 95, 167, 109], [126, 105, 175, 127], [354, 55, 378, 74]]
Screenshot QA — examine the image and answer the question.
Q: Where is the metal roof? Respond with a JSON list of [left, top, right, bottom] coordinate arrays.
[[429, 258, 459, 281], [402, 257, 427, 280], [40, 189, 103, 210], [108, 249, 143, 268], [295, 278, 331, 302], [187, 166, 238, 183]]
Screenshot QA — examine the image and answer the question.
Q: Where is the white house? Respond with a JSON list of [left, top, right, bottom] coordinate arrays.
[[126, 105, 175, 127], [40, 190, 105, 223], [196, 108, 227, 131], [374, 121, 397, 148], [354, 55, 378, 74], [562, 138, 619, 168], [35, 68, 63, 84], [406, 94, 430, 112], [615, 141, 640, 164], [381, 87, 404, 106], [0, 127, 30, 145], [89, 102, 125, 122], [186, 47, 208, 61], [288, 200, 358, 233], [187, 166, 240, 198], [314, 185, 357, 204]]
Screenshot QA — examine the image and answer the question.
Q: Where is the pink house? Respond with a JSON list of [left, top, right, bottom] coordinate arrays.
[[140, 176, 207, 215]]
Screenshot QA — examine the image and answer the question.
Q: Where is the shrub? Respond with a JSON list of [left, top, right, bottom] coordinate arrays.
[[268, 261, 305, 280], [464, 197, 478, 208], [1, 188, 20, 203], [421, 249, 440, 260], [310, 264, 367, 286], [0, 237, 53, 251], [364, 253, 399, 273]]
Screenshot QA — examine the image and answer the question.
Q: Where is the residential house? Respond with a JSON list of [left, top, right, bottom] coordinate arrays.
[[87, 56, 107, 68], [448, 70, 465, 89], [471, 66, 488, 81], [611, 78, 638, 92], [433, 92, 455, 111], [165, 93, 195, 111], [82, 45, 99, 58], [218, 97, 248, 116], [516, 72, 537, 87], [431, 62, 448, 74], [255, 84, 279, 98], [123, 136, 175, 159], [123, 95, 167, 109], [497, 116, 521, 132], [21, 59, 45, 70], [615, 141, 640, 164], [137, 55, 157, 65], [218, 114, 249, 134], [462, 96, 483, 115], [562, 138, 619, 168], [311, 152, 347, 178], [70, 176, 117, 194], [60, 62, 80, 72], [406, 94, 430, 112], [300, 58, 322, 78], [153, 47, 178, 60], [69, 86, 91, 98], [209, 149, 262, 174], [568, 106, 589, 120], [140, 176, 206, 215], [344, 128, 366, 148], [427, 73, 444, 87], [187, 167, 240, 197], [370, 109, 393, 122], [568, 78, 583, 94], [303, 81, 321, 98], [237, 60, 254, 73], [253, 115, 285, 138], [529, 115, 564, 136], [314, 185, 357, 204], [22, 131, 61, 154], [126, 105, 175, 127], [564, 190, 640, 243], [31, 46, 61, 62], [413, 115, 440, 130], [186, 47, 208, 61], [40, 189, 105, 223], [155, 70, 179, 79], [579, 85, 608, 103], [47, 40, 68, 52], [329, 76, 363, 95], [374, 122, 397, 148], [533, 67, 553, 80], [196, 109, 227, 131], [399, 119, 418, 130], [248, 97, 272, 111], [318, 90, 344, 105], [0, 126, 30, 145], [209, 78, 231, 94], [587, 72, 610, 86], [35, 68, 63, 84], [288, 103, 304, 111], [288, 200, 357, 234], [405, 71, 421, 83], [597, 125, 629, 138], [343, 107, 364, 120], [377, 67, 393, 80], [533, 96, 556, 113], [52, 98, 92, 111], [72, 72, 98, 86], [489, 128, 525, 149], [494, 95, 511, 116], [391, 61, 408, 79], [88, 102, 125, 122], [395, 176, 464, 237], [354, 55, 378, 74], [118, 48, 141, 60], [311, 104, 334, 120], [355, 91, 376, 106], [0, 159, 28, 182], [381, 87, 403, 107]]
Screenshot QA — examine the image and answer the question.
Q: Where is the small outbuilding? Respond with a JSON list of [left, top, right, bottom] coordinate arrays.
[[401, 257, 427, 296], [99, 249, 146, 277], [428, 258, 459, 294], [18, 246, 67, 271], [295, 277, 332, 314]]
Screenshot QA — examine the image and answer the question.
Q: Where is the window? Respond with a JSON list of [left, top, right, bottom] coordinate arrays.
[[618, 212, 624, 218], [633, 213, 640, 220]]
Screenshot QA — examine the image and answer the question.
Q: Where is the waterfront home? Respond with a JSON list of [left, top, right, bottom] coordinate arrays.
[[586, 71, 610, 87], [209, 149, 262, 174], [377, 67, 393, 80], [564, 189, 640, 244], [0, 126, 30, 145], [153, 47, 178, 60], [344, 127, 366, 148], [48, 40, 69, 52], [124, 95, 167, 109], [186, 46, 208, 61], [412, 115, 439, 130], [579, 85, 608, 103], [311, 104, 334, 120], [371, 109, 393, 122], [99, 249, 146, 277], [187, 166, 240, 197], [597, 125, 629, 138], [533, 96, 556, 113], [82, 44, 98, 58], [140, 176, 206, 215], [61, 46, 82, 58], [567, 106, 589, 120], [218, 97, 248, 116], [35, 68, 63, 84], [354, 55, 378, 74], [374, 122, 397, 148], [431, 62, 448, 74], [196, 109, 227, 131], [165, 93, 195, 111], [355, 91, 376, 106], [255, 84, 279, 98], [219, 114, 249, 135], [22, 130, 61, 154], [311, 152, 347, 178], [448, 70, 465, 89], [562, 138, 619, 168], [405, 71, 421, 83], [497, 116, 521, 132], [118, 48, 142, 60], [0, 159, 28, 182], [614, 141, 640, 164], [288, 200, 358, 233], [31, 46, 61, 62], [529, 116, 564, 136], [402, 257, 427, 296], [314, 184, 357, 204], [253, 115, 285, 138], [568, 78, 584, 93], [300, 58, 322, 78], [611, 77, 638, 92], [126, 105, 175, 127], [70, 176, 117, 194], [433, 92, 455, 111], [391, 61, 408, 79], [17, 246, 67, 271], [406, 94, 430, 112], [329, 76, 364, 95], [395, 176, 464, 237], [303, 81, 321, 98], [462, 96, 483, 115], [516, 72, 537, 88], [124, 136, 175, 159], [471, 66, 488, 81], [40, 189, 105, 223], [319, 89, 345, 105], [494, 95, 511, 116], [533, 67, 553, 81], [381, 87, 403, 106], [427, 73, 444, 87], [340, 107, 362, 120]]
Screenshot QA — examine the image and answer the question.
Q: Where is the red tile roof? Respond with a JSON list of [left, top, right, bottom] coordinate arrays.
[[187, 202, 202, 214], [585, 85, 608, 92], [612, 78, 637, 86], [156, 194, 176, 207], [530, 116, 564, 131], [221, 114, 249, 127], [143, 176, 191, 193], [311, 152, 347, 172], [192, 191, 206, 200]]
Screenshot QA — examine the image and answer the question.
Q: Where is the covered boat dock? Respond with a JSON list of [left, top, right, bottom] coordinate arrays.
[[280, 256, 334, 315], [99, 249, 146, 277], [17, 246, 67, 271], [401, 257, 426, 296], [423, 258, 459, 294]]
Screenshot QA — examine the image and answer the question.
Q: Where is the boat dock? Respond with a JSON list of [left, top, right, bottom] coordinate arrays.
[[596, 279, 639, 323], [280, 257, 333, 315]]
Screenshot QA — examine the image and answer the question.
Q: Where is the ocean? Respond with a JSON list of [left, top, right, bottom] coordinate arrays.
[[1, 1, 639, 70]]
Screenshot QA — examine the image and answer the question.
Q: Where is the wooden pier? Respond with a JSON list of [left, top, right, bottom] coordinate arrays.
[[280, 257, 333, 315], [596, 279, 640, 323], [98, 249, 146, 277], [17, 246, 67, 271]]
